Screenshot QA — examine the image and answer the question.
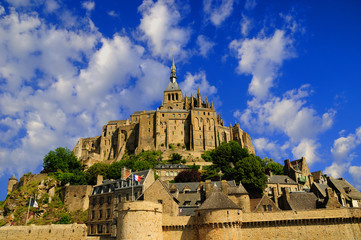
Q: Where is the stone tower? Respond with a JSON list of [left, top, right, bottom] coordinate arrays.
[[163, 54, 183, 110], [7, 174, 18, 195], [195, 186, 242, 240]]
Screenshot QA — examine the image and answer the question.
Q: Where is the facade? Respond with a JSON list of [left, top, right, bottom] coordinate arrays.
[[87, 169, 154, 237], [327, 176, 361, 207], [284, 157, 313, 189], [154, 164, 189, 181], [73, 59, 255, 168]]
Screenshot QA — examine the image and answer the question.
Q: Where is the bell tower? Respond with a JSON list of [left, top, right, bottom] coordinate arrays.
[[163, 53, 183, 109]]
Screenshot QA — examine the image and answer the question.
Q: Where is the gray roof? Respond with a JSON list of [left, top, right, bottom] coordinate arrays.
[[328, 178, 361, 200], [177, 192, 201, 206], [155, 164, 190, 169], [197, 186, 241, 211], [314, 183, 328, 197], [228, 183, 248, 195], [268, 175, 298, 184], [165, 81, 181, 92], [169, 182, 201, 192], [9, 174, 17, 180], [287, 192, 317, 210], [179, 206, 197, 216]]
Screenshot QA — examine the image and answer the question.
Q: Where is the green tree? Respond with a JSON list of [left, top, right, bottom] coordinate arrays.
[[265, 161, 284, 175], [106, 161, 128, 179], [85, 163, 110, 185], [174, 170, 201, 182], [202, 141, 267, 196], [43, 147, 82, 173], [169, 153, 183, 164]]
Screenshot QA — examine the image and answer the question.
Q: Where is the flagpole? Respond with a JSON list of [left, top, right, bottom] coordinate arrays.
[[25, 197, 31, 225], [131, 174, 134, 201]]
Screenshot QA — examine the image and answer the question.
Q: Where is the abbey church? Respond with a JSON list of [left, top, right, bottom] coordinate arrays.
[[73, 58, 255, 166]]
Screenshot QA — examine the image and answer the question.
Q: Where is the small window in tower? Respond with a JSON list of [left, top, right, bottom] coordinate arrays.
[[162, 114, 164, 117], [178, 114, 181, 117], [168, 94, 171, 101], [203, 112, 205, 115], [181, 131, 183, 135], [184, 114, 186, 117], [173, 114, 175, 117], [149, 121, 150, 125], [174, 126, 176, 130], [200, 135, 202, 139], [208, 112, 210, 115], [147, 114, 150, 118], [148, 128, 150, 132]]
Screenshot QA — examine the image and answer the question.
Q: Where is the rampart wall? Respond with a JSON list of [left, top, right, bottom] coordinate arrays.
[[0, 223, 87, 240]]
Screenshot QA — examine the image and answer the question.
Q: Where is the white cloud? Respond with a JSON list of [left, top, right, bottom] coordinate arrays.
[[107, 10, 119, 17], [196, 35, 215, 57], [291, 139, 320, 164], [241, 15, 251, 37], [244, 0, 257, 10], [0, 5, 5, 15], [203, 0, 234, 27], [0, 5, 171, 178], [230, 29, 295, 99], [324, 162, 349, 179], [5, 0, 31, 7], [179, 71, 217, 98], [137, 0, 190, 59], [253, 137, 289, 160], [349, 166, 361, 190], [82, 1, 95, 12], [331, 126, 361, 162]]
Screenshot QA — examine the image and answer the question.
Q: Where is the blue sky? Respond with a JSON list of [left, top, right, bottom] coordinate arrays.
[[0, 0, 361, 201]]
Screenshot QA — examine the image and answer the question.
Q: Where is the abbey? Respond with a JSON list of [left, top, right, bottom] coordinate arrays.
[[73, 58, 255, 166]]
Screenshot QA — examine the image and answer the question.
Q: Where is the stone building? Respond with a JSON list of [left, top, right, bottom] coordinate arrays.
[[87, 169, 154, 237], [284, 157, 313, 189], [327, 176, 361, 207], [154, 164, 190, 181], [73, 58, 255, 167]]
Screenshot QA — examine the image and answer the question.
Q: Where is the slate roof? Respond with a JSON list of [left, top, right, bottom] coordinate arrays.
[[9, 174, 17, 180], [228, 183, 248, 195], [155, 164, 190, 169], [268, 175, 298, 184], [179, 206, 197, 216], [313, 183, 328, 197], [287, 192, 317, 210], [165, 81, 181, 92], [328, 178, 361, 200], [177, 192, 201, 206], [169, 180, 236, 193], [197, 186, 241, 211]]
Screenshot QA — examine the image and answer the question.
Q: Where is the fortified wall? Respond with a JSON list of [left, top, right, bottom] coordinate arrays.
[[119, 201, 361, 240]]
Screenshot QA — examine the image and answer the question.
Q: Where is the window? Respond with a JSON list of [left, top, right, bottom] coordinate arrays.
[[97, 224, 103, 234], [158, 200, 163, 204], [170, 171, 174, 176], [107, 209, 110, 218], [92, 198, 96, 206], [184, 114, 186, 117], [181, 131, 183, 135], [147, 114, 150, 118], [126, 193, 130, 201], [184, 201, 191, 206], [175, 172, 178, 176], [162, 114, 164, 117], [262, 205, 267, 211], [268, 205, 272, 211], [107, 196, 111, 204], [173, 114, 175, 117], [174, 126, 176, 130], [118, 194, 122, 203], [148, 128, 150, 132], [200, 135, 202, 139], [99, 210, 103, 219], [166, 171, 169, 176], [91, 224, 94, 234], [91, 211, 95, 220], [178, 114, 181, 117], [203, 112, 205, 115], [148, 121, 151, 125], [99, 197, 104, 205], [106, 223, 110, 233]]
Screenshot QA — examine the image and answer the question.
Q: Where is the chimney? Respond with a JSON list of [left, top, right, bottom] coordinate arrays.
[[205, 180, 212, 198], [273, 186, 278, 206], [221, 180, 228, 195], [96, 175, 103, 185], [122, 167, 132, 180]]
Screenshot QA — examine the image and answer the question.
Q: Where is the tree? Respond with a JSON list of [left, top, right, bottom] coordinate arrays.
[[174, 170, 201, 182], [169, 153, 183, 164], [201, 141, 267, 196], [106, 161, 128, 180], [265, 161, 284, 175], [43, 147, 82, 173], [85, 163, 110, 185]]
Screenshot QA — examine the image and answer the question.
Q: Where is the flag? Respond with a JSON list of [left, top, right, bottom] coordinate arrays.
[[132, 174, 141, 182], [30, 198, 38, 208], [179, 208, 182, 213]]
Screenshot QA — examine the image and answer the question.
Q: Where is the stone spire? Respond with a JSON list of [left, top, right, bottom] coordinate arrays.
[[170, 50, 177, 83], [197, 88, 202, 108], [206, 97, 209, 108], [210, 100, 214, 110]]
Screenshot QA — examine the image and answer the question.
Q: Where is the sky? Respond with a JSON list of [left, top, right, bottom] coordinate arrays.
[[0, 0, 361, 201]]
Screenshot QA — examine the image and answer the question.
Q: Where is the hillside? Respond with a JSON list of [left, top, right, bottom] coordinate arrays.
[[0, 174, 87, 226]]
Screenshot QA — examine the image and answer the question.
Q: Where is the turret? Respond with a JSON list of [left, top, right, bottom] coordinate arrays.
[[7, 174, 18, 195]]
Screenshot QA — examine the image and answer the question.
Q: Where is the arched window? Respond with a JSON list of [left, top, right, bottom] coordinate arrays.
[[166, 171, 169, 176], [176, 94, 178, 100], [168, 94, 171, 101], [172, 94, 174, 100]]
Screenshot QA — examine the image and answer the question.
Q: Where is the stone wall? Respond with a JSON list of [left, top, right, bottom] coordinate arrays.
[[63, 185, 93, 212], [0, 224, 87, 240]]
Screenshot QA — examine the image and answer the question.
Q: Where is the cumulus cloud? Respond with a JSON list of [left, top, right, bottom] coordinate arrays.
[[230, 29, 295, 99], [82, 1, 95, 12], [203, 0, 234, 27], [137, 0, 191, 59], [0, 4, 170, 177], [240, 15, 251, 37], [253, 138, 289, 160], [244, 0, 257, 10], [180, 71, 217, 98], [324, 126, 361, 182], [107, 10, 119, 17], [349, 166, 361, 190], [196, 35, 215, 57]]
